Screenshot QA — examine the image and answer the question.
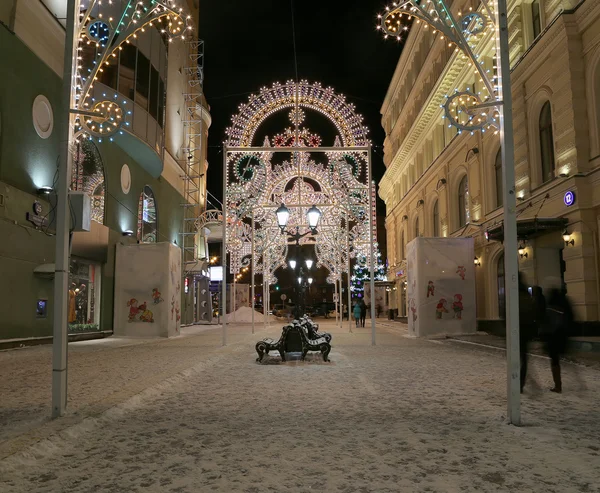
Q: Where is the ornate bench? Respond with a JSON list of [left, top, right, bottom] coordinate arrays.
[[255, 318, 332, 363]]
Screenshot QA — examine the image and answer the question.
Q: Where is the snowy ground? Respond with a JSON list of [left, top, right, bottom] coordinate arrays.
[[1, 321, 599, 492]]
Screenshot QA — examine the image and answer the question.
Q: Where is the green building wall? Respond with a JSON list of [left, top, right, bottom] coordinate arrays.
[[0, 23, 184, 340]]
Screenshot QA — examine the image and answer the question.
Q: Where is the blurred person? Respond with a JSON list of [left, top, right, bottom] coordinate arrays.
[[519, 276, 536, 393], [360, 299, 367, 327], [543, 287, 573, 393], [353, 301, 362, 328]]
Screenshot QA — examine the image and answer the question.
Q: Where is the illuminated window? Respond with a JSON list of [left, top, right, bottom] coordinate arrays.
[[138, 186, 158, 243]]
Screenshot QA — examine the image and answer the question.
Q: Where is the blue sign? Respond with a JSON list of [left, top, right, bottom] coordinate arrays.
[[564, 191, 575, 207]]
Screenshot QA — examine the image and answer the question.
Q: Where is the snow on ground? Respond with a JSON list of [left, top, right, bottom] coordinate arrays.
[[1, 322, 600, 492], [227, 306, 276, 323]]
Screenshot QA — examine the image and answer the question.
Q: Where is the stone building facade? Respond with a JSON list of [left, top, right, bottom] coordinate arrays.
[[379, 0, 600, 329], [0, 0, 211, 340]]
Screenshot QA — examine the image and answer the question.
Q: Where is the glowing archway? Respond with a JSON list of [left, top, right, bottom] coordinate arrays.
[[225, 80, 370, 147]]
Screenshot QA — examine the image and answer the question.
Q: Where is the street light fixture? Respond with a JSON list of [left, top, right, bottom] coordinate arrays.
[[276, 203, 290, 230], [276, 203, 322, 242], [305, 259, 313, 269], [289, 259, 297, 269], [308, 277, 313, 285]]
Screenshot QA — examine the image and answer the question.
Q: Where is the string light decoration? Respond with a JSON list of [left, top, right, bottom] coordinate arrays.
[[224, 82, 376, 298], [71, 0, 195, 142], [351, 249, 386, 297], [377, 0, 501, 134], [225, 80, 370, 148]]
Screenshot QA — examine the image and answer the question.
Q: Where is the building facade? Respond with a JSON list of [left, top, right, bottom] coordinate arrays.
[[0, 0, 211, 340], [379, 0, 600, 329]]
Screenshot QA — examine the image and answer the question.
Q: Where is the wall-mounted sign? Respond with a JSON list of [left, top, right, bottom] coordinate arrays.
[[564, 191, 576, 207], [209, 266, 223, 282]]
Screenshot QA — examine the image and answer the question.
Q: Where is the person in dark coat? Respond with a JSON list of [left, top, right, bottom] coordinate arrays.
[[360, 300, 367, 328], [519, 278, 536, 393], [543, 287, 573, 393]]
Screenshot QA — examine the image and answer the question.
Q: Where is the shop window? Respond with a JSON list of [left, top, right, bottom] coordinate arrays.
[[138, 186, 158, 243], [494, 148, 503, 208], [136, 51, 150, 110], [432, 200, 439, 237], [458, 175, 470, 228], [119, 44, 137, 101], [497, 253, 505, 319], [71, 139, 105, 224], [539, 101, 555, 183], [69, 258, 101, 332]]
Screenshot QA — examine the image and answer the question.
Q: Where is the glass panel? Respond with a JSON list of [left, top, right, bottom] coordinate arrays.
[[415, 218, 419, 238], [157, 78, 165, 128], [69, 258, 101, 332], [149, 66, 159, 120], [138, 186, 158, 243], [119, 44, 137, 101], [458, 176, 469, 227], [99, 59, 118, 90], [433, 201, 439, 237], [136, 51, 150, 110]]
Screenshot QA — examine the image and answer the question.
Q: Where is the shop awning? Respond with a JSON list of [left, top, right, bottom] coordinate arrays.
[[486, 217, 568, 242]]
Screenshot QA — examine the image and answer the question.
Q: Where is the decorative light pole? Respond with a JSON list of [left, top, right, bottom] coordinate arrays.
[[277, 204, 321, 317], [377, 0, 521, 424]]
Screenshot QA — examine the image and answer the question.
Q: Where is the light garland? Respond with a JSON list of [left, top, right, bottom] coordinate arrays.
[[377, 1, 502, 135], [72, 0, 195, 143]]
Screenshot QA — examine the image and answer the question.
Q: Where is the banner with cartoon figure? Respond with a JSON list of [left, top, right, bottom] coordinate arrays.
[[406, 237, 476, 337], [114, 242, 182, 337]]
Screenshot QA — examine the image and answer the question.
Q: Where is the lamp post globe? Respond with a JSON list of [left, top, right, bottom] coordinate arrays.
[[306, 205, 321, 230], [289, 259, 297, 269], [305, 259, 313, 269], [276, 203, 290, 230]]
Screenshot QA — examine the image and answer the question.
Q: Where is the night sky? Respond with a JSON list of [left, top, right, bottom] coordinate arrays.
[[198, 0, 404, 215]]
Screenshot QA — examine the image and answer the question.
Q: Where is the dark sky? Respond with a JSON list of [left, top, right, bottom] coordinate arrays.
[[198, 0, 404, 215]]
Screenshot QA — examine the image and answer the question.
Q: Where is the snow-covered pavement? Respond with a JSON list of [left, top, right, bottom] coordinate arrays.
[[1, 322, 599, 492]]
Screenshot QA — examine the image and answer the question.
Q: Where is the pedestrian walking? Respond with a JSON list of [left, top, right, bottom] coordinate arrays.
[[353, 301, 362, 328], [360, 300, 366, 328], [518, 277, 536, 393], [542, 287, 573, 393]]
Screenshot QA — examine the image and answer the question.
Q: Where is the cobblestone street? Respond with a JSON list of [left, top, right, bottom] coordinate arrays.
[[1, 322, 599, 492]]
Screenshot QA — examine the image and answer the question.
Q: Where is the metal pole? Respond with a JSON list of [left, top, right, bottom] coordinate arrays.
[[251, 214, 255, 334], [496, 0, 520, 425], [52, 0, 78, 418], [222, 146, 227, 346], [368, 175, 376, 345], [346, 212, 352, 333]]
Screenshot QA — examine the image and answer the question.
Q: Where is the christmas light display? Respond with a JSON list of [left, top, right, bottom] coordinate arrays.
[[71, 0, 195, 142], [377, 1, 501, 134], [350, 248, 386, 296], [224, 81, 376, 310]]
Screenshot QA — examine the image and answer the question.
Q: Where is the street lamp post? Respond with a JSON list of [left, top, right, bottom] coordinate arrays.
[[277, 203, 321, 318]]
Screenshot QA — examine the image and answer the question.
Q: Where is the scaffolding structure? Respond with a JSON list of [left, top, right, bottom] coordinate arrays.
[[180, 38, 207, 275]]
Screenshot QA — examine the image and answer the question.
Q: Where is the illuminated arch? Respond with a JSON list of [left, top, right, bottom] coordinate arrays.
[[225, 80, 370, 147], [71, 139, 106, 224]]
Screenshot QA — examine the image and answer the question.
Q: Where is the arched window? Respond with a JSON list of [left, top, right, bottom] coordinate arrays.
[[539, 101, 555, 183], [71, 140, 105, 224], [415, 217, 420, 238], [497, 253, 505, 319], [494, 148, 503, 208], [138, 186, 157, 243], [432, 200, 439, 237], [400, 231, 405, 260], [458, 175, 470, 228]]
